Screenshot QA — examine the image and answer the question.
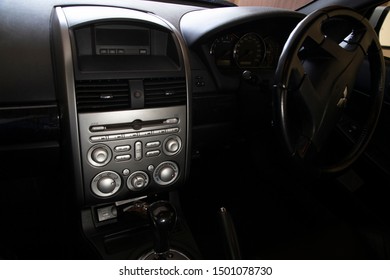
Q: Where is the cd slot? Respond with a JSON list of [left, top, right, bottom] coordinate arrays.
[[89, 118, 179, 132]]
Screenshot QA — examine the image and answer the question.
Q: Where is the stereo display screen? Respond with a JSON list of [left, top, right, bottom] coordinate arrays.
[[95, 28, 150, 46]]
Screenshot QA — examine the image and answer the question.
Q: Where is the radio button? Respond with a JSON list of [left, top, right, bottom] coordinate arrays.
[[124, 132, 138, 138], [90, 126, 106, 132], [147, 165, 155, 172], [139, 130, 152, 137], [146, 150, 161, 157], [166, 127, 179, 133], [108, 134, 124, 140], [114, 145, 131, 152], [163, 118, 179, 124], [135, 141, 143, 161], [115, 154, 131, 161], [90, 135, 109, 142], [152, 129, 166, 135], [146, 141, 161, 148]]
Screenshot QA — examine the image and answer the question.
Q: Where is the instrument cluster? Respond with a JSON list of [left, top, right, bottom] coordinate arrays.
[[209, 32, 281, 71]]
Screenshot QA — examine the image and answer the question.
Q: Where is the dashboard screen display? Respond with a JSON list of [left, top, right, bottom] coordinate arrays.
[[95, 28, 150, 46]]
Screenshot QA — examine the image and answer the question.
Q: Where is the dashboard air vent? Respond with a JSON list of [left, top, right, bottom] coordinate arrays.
[[144, 77, 186, 108], [75, 79, 130, 112]]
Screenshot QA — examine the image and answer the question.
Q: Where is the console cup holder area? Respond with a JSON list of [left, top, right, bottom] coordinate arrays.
[[88, 198, 201, 260]]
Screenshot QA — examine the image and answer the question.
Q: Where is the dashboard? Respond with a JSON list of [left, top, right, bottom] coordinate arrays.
[[0, 2, 305, 259], [0, 1, 305, 226], [3, 0, 389, 261]]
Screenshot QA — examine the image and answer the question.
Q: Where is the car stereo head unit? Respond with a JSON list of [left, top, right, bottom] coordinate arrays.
[[78, 105, 187, 205]]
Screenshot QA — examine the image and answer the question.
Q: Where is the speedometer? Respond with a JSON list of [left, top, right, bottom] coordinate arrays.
[[233, 33, 266, 68]]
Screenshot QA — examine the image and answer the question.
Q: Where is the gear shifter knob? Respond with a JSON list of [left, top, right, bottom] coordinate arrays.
[[148, 200, 177, 255]]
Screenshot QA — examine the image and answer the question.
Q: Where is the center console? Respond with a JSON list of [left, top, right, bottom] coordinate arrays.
[[51, 5, 198, 259]]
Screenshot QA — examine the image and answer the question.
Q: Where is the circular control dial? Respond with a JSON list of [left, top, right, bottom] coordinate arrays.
[[91, 171, 121, 197], [163, 136, 182, 155], [127, 171, 149, 191], [87, 144, 112, 167], [153, 161, 179, 186]]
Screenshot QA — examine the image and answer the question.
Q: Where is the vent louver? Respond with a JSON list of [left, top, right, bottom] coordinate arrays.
[[144, 77, 186, 108], [75, 79, 130, 112]]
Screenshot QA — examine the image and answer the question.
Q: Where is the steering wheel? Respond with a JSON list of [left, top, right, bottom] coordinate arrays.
[[273, 6, 385, 174]]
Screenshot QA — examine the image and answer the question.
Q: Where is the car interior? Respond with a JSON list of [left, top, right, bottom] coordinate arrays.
[[1, 0, 390, 260]]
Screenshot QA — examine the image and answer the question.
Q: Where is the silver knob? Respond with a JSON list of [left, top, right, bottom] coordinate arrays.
[[88, 144, 112, 167], [97, 176, 116, 193], [163, 136, 181, 155], [91, 171, 121, 197], [127, 171, 149, 191], [159, 166, 175, 182], [92, 147, 109, 163], [166, 139, 179, 153], [132, 175, 146, 189], [153, 161, 179, 185]]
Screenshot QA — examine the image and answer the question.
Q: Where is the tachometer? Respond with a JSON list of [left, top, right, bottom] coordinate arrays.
[[210, 34, 238, 67], [233, 33, 266, 68]]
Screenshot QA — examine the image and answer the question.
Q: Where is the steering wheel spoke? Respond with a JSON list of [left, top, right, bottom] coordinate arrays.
[[321, 36, 356, 68], [296, 72, 324, 131]]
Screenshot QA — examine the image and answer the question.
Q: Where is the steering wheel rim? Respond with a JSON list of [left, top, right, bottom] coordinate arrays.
[[273, 6, 385, 174]]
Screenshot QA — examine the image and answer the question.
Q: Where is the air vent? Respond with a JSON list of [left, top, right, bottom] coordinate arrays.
[[144, 77, 186, 108], [75, 79, 130, 112]]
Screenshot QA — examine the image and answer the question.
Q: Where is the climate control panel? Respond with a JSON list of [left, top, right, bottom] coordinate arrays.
[[78, 106, 187, 204]]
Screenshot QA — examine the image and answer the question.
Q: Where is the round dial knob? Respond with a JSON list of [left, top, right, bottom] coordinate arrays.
[[91, 171, 121, 197], [132, 175, 146, 189], [88, 144, 112, 167], [92, 147, 109, 163], [159, 166, 176, 182], [127, 171, 149, 191], [97, 177, 116, 193], [163, 136, 182, 155], [153, 161, 179, 186], [166, 139, 179, 153]]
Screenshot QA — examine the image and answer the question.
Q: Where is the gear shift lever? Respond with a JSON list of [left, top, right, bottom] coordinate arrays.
[[147, 200, 177, 257]]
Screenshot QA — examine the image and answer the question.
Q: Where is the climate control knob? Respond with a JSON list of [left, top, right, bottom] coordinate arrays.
[[97, 176, 116, 193], [91, 171, 121, 197], [153, 161, 179, 186], [127, 171, 149, 191]]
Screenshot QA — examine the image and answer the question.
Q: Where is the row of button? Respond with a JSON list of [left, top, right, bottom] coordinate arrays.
[[114, 141, 160, 153], [113, 149, 161, 162], [115, 141, 162, 162], [90, 127, 179, 143], [99, 49, 148, 55]]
